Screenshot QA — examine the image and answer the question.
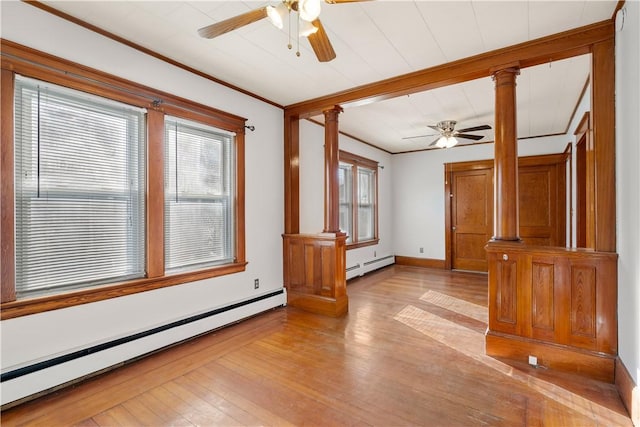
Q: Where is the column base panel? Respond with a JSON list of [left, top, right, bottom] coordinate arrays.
[[287, 291, 348, 317], [486, 330, 615, 383]]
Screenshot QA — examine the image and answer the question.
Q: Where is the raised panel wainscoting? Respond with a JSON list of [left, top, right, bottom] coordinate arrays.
[[282, 233, 348, 317], [485, 242, 617, 382]]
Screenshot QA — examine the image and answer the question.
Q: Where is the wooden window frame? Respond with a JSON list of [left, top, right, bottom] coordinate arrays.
[[339, 150, 379, 249], [0, 40, 247, 319]]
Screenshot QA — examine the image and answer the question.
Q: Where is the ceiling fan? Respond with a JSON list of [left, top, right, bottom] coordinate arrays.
[[403, 120, 492, 149], [197, 0, 365, 62]]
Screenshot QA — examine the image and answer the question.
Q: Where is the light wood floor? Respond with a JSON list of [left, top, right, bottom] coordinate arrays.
[[1, 265, 632, 426]]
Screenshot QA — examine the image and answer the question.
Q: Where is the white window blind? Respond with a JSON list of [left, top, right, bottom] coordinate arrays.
[[357, 167, 376, 241], [14, 76, 146, 297], [339, 163, 353, 242], [164, 117, 235, 273]]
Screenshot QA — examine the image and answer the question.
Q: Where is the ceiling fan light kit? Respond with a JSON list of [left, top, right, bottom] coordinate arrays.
[[266, 3, 288, 29], [197, 0, 359, 62], [402, 120, 492, 149]]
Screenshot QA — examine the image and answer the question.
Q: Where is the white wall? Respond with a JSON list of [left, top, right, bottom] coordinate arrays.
[[0, 1, 284, 405], [391, 135, 570, 260], [298, 120, 394, 276], [615, 0, 640, 394]]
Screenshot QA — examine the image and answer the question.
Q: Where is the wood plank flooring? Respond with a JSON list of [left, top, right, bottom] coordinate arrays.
[[1, 266, 632, 426]]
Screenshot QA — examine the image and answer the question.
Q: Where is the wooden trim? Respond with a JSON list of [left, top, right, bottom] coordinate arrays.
[[306, 118, 394, 155], [285, 20, 614, 118], [395, 256, 446, 269], [564, 78, 591, 135], [23, 1, 283, 110], [339, 150, 378, 169], [564, 142, 573, 248], [235, 130, 247, 264], [590, 39, 616, 252], [0, 40, 247, 132], [616, 357, 640, 425], [284, 115, 300, 235], [612, 0, 626, 20], [146, 110, 165, 278], [444, 164, 452, 270], [339, 150, 379, 244], [1, 43, 248, 317], [346, 239, 379, 250], [574, 111, 591, 136], [486, 330, 615, 383], [0, 69, 15, 303], [1, 262, 248, 320]]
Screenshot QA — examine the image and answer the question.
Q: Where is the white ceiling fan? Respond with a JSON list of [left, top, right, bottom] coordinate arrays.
[[403, 120, 492, 148], [197, 0, 369, 62]]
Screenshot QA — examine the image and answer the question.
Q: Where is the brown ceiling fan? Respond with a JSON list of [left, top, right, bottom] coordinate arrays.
[[403, 120, 492, 148], [197, 0, 365, 62]]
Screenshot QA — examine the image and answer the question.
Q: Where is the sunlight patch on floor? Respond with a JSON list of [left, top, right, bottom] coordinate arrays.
[[394, 304, 630, 425], [420, 290, 488, 324]]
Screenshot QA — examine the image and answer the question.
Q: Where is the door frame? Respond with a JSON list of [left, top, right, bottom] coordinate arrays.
[[445, 152, 569, 270], [444, 159, 494, 270]]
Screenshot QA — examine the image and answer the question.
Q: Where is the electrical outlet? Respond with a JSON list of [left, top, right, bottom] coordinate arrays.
[[528, 355, 538, 366], [254, 278, 259, 289], [419, 247, 424, 253]]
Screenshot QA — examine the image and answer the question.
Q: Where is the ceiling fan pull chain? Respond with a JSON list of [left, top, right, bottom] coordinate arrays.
[[287, 7, 292, 50], [296, 13, 301, 57]]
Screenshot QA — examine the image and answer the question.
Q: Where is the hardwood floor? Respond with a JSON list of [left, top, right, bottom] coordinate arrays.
[[1, 266, 632, 426]]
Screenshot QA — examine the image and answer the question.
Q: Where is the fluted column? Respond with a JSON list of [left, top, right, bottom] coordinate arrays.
[[323, 106, 343, 234], [492, 66, 521, 241]]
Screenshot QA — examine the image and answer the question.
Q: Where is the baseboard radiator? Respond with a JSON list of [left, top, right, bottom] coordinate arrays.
[[1, 289, 287, 408], [346, 255, 395, 280]]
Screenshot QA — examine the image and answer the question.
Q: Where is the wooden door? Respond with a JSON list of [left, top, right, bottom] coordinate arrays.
[[450, 167, 493, 271], [447, 153, 567, 272], [518, 159, 566, 247]]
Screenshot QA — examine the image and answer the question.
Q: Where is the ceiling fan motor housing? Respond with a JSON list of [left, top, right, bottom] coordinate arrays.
[[438, 120, 457, 133]]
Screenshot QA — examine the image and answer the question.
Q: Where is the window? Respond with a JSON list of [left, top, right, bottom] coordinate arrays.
[[339, 150, 379, 247], [14, 76, 146, 297], [2, 44, 247, 317], [164, 117, 235, 272]]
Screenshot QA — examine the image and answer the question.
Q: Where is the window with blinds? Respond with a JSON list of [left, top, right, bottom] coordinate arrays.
[[164, 117, 235, 273], [339, 150, 378, 247], [14, 76, 146, 297]]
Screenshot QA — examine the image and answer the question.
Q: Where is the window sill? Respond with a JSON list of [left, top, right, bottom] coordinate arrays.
[[346, 239, 379, 250], [0, 262, 248, 320]]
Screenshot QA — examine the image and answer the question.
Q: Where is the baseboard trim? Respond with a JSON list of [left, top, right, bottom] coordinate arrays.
[[616, 357, 640, 425], [486, 330, 615, 383], [394, 256, 445, 269]]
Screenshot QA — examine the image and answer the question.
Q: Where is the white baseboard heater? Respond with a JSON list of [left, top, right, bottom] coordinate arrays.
[[346, 255, 395, 280], [1, 289, 287, 408]]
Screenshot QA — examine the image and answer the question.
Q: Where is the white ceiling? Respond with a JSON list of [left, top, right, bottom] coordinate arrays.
[[41, 0, 617, 153]]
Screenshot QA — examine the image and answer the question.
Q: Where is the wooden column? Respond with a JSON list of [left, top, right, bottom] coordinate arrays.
[[323, 106, 343, 233], [590, 39, 616, 252], [284, 114, 300, 235], [491, 66, 521, 241]]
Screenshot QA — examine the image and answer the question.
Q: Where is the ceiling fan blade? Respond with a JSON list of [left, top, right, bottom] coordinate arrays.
[[402, 133, 438, 140], [427, 125, 442, 133], [456, 133, 485, 141], [198, 7, 267, 39], [428, 137, 441, 147], [457, 124, 491, 133], [307, 19, 336, 62]]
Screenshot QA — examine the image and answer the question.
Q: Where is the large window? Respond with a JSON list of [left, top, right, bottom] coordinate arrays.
[[339, 150, 379, 247], [14, 77, 146, 297], [1, 43, 247, 317], [164, 117, 235, 272]]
